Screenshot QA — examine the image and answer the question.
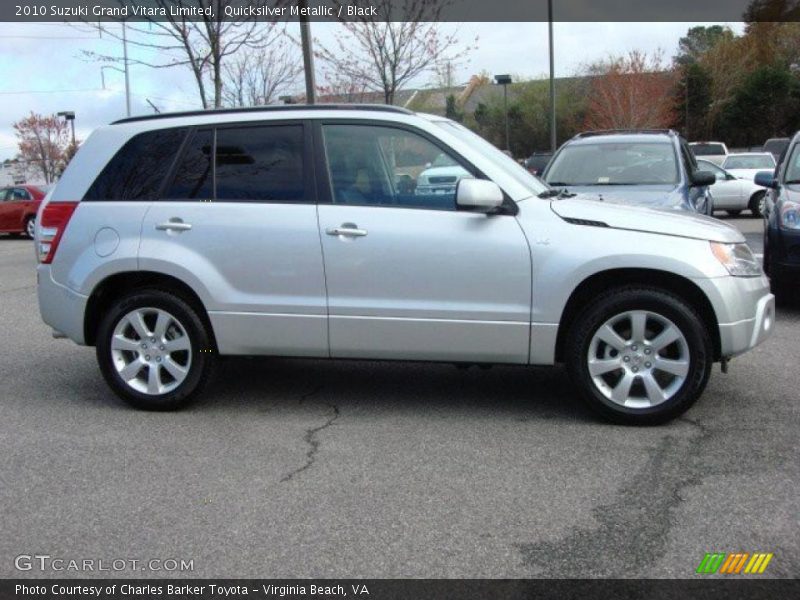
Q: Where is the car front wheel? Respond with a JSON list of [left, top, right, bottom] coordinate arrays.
[[96, 289, 215, 410], [566, 287, 712, 425]]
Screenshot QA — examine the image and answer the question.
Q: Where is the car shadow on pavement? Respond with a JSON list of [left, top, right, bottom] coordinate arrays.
[[199, 357, 599, 424]]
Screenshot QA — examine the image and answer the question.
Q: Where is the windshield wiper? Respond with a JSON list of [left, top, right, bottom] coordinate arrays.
[[538, 188, 576, 199]]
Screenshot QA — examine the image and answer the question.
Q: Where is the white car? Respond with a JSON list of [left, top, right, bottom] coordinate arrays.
[[689, 141, 729, 166], [699, 159, 769, 217], [721, 152, 776, 181]]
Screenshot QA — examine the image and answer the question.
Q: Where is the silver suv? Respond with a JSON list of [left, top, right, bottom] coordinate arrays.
[[36, 105, 774, 424]]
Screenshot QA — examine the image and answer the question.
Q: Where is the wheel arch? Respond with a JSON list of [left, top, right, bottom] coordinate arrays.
[[84, 271, 217, 349], [554, 268, 721, 363]]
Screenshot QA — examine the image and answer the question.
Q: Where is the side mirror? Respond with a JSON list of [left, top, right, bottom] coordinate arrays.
[[754, 171, 778, 189], [691, 170, 716, 187], [456, 179, 504, 213]]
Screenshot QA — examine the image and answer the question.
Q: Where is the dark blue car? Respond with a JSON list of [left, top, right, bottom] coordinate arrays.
[[542, 130, 716, 214], [756, 130, 800, 298]]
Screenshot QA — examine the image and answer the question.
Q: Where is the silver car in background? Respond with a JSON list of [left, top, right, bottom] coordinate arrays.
[[36, 106, 774, 424]]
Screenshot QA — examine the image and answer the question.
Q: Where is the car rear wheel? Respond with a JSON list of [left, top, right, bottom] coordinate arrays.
[[565, 287, 712, 425], [96, 289, 215, 410], [24, 216, 35, 239]]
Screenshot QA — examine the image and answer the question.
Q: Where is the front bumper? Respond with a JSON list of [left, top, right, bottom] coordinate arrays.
[[37, 264, 88, 345], [695, 274, 775, 358], [718, 292, 775, 358]]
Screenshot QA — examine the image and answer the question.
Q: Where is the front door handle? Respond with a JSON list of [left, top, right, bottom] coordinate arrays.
[[155, 219, 192, 232], [326, 224, 368, 238]]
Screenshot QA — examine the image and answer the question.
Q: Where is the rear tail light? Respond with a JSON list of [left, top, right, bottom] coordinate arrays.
[[38, 201, 78, 264]]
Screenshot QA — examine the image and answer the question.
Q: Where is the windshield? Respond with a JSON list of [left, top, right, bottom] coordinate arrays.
[[433, 121, 547, 194], [723, 155, 775, 170], [691, 143, 726, 156], [545, 141, 679, 186], [785, 144, 800, 183]]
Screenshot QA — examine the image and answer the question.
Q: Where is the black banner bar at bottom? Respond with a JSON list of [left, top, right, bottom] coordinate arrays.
[[1, 579, 798, 600]]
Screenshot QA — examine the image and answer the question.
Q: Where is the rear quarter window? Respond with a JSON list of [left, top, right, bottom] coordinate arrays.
[[83, 128, 187, 201]]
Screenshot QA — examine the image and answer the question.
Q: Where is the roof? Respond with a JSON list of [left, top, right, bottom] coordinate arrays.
[[112, 104, 413, 125], [724, 152, 774, 157], [569, 131, 675, 145]]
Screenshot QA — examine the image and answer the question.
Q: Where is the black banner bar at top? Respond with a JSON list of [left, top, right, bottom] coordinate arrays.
[[2, 0, 799, 23]]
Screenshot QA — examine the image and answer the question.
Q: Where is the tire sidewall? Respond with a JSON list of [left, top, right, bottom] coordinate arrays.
[[96, 290, 212, 410], [24, 216, 35, 239], [567, 288, 712, 424]]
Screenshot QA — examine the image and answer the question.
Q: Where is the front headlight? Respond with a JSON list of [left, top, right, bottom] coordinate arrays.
[[710, 242, 762, 277], [779, 201, 800, 230]]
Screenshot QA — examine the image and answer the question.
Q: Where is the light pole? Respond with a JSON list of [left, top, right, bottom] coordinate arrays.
[[548, 0, 557, 153], [57, 111, 76, 147], [121, 20, 131, 116], [298, 1, 316, 103], [494, 74, 512, 152]]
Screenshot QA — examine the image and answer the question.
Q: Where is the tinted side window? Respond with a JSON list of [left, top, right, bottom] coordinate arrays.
[[215, 125, 305, 202], [84, 128, 187, 201], [164, 129, 213, 200]]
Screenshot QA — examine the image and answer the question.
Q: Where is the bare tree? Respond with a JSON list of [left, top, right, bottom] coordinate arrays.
[[221, 28, 302, 107], [83, 1, 285, 109], [584, 50, 678, 130], [13, 113, 72, 184], [315, 0, 476, 104]]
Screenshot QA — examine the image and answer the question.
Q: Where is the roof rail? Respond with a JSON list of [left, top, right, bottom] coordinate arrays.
[[112, 103, 414, 125], [574, 129, 675, 138]]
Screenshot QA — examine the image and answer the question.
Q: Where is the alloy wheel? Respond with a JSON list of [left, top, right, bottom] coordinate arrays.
[[587, 310, 690, 408], [110, 307, 192, 395]]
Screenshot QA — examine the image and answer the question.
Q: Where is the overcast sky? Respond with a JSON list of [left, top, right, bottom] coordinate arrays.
[[0, 21, 744, 160]]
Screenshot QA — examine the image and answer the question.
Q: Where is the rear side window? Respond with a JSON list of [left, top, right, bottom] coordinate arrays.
[[84, 128, 187, 201], [215, 125, 305, 202], [164, 129, 213, 200]]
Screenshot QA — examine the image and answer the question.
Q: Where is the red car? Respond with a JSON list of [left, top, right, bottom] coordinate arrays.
[[0, 184, 50, 239]]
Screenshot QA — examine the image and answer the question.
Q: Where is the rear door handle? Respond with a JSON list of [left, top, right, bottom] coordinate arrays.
[[155, 219, 192, 232], [326, 224, 367, 237]]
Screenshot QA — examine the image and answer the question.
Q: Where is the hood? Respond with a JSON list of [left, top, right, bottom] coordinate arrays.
[[559, 184, 688, 210], [550, 195, 744, 243]]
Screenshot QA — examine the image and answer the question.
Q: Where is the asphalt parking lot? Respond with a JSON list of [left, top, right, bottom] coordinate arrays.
[[0, 215, 797, 579]]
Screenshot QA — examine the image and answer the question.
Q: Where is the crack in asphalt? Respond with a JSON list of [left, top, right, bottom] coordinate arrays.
[[517, 419, 714, 577], [280, 385, 340, 483]]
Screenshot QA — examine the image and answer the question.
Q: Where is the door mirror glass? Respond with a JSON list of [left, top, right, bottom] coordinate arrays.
[[754, 171, 777, 189], [691, 170, 716, 187], [456, 179, 504, 212]]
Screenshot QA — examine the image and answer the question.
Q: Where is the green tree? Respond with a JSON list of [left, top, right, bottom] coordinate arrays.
[[445, 94, 464, 122], [674, 26, 734, 66], [673, 62, 713, 139], [719, 64, 800, 146]]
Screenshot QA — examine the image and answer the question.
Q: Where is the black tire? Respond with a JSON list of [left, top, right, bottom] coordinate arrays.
[[565, 286, 712, 425], [749, 191, 766, 218], [726, 210, 742, 217], [23, 216, 35, 239], [96, 289, 215, 410]]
